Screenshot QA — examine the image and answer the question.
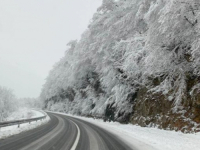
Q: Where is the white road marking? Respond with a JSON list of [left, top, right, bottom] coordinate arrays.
[[70, 120, 80, 150]]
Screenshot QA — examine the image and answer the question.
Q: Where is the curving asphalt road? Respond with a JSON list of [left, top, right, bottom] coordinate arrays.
[[0, 112, 134, 150]]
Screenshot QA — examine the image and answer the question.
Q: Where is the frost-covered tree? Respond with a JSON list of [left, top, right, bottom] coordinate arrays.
[[18, 97, 42, 109], [0, 86, 16, 121], [41, 0, 200, 128]]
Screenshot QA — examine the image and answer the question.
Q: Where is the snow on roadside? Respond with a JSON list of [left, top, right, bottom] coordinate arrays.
[[0, 109, 50, 140], [53, 112, 200, 150], [6, 108, 43, 121]]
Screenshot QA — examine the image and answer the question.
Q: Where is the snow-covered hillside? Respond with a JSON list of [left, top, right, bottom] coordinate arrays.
[[0, 86, 42, 122], [40, 0, 200, 132]]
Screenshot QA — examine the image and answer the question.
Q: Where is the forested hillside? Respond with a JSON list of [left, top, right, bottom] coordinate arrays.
[[40, 0, 200, 132]]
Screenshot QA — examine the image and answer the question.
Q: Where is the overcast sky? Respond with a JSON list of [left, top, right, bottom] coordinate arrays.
[[0, 0, 102, 98]]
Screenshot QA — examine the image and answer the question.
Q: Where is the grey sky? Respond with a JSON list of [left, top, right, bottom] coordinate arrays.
[[0, 0, 102, 98]]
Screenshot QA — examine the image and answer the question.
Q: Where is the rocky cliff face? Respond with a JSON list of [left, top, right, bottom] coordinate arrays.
[[131, 83, 200, 133]]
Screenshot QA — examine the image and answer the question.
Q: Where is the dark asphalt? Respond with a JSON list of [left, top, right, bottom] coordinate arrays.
[[0, 112, 134, 150]]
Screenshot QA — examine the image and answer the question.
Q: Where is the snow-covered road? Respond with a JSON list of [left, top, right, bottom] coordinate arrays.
[[55, 112, 200, 150], [0, 112, 132, 150], [1, 110, 200, 150]]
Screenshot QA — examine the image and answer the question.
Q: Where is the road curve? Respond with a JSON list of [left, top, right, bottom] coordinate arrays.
[[0, 112, 134, 150]]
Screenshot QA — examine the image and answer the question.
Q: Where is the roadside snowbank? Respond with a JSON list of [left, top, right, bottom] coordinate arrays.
[[0, 109, 50, 140], [54, 112, 200, 150]]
